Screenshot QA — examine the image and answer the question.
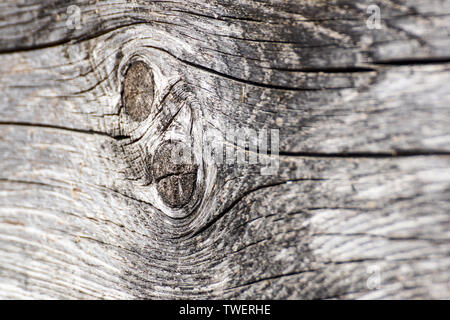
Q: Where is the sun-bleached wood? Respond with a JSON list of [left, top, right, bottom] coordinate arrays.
[[0, 0, 449, 299]]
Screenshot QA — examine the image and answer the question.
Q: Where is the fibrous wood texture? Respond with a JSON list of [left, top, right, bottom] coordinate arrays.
[[0, 0, 449, 299]]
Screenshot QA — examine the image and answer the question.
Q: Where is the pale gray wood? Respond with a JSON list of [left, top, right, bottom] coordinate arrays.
[[0, 0, 449, 299]]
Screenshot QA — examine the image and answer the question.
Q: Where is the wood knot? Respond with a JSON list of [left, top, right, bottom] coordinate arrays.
[[122, 61, 154, 122], [152, 141, 198, 209]]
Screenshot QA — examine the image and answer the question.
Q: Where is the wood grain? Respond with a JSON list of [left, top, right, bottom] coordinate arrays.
[[0, 0, 449, 299]]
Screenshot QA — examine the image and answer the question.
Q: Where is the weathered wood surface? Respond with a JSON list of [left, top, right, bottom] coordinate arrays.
[[0, 0, 449, 299]]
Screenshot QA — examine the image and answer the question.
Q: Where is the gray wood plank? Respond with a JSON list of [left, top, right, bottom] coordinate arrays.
[[0, 0, 449, 299]]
